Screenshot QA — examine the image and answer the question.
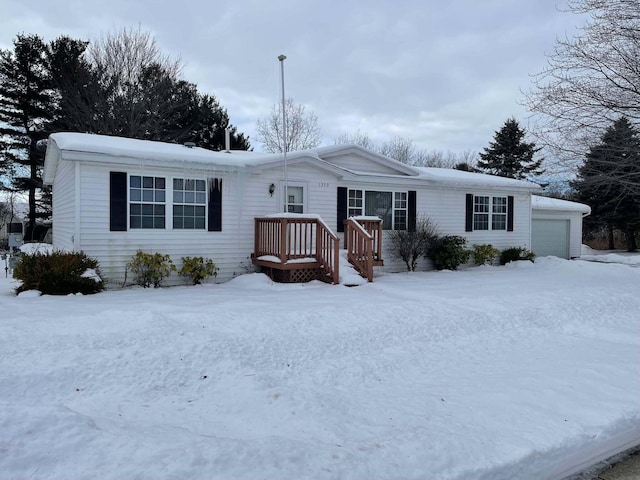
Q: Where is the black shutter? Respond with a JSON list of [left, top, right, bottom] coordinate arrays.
[[507, 195, 514, 232], [465, 193, 474, 232], [408, 190, 417, 232], [337, 187, 347, 232], [208, 178, 222, 232], [110, 172, 127, 231]]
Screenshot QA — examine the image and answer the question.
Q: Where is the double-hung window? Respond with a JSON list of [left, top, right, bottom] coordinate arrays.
[[348, 189, 363, 217], [473, 196, 490, 230], [173, 178, 206, 229], [492, 197, 507, 230], [130, 176, 166, 229], [470, 195, 509, 231], [394, 192, 408, 230]]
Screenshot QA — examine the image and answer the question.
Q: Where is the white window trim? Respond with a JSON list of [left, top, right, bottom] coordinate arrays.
[[129, 174, 167, 230], [280, 180, 307, 214], [171, 177, 208, 230], [491, 196, 507, 231], [473, 195, 508, 231]]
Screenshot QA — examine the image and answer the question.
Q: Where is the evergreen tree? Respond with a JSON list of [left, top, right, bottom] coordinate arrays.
[[571, 117, 640, 251], [1, 30, 251, 239], [0, 34, 56, 239], [47, 36, 96, 134], [190, 93, 250, 151], [60, 28, 251, 150], [477, 118, 544, 180]]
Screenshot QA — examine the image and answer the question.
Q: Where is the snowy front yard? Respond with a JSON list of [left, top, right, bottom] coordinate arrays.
[[1, 257, 639, 479]]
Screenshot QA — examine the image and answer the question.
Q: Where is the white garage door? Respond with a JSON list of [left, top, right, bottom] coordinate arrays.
[[532, 219, 570, 259]]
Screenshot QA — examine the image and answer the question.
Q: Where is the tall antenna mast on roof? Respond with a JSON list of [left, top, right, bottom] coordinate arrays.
[[278, 54, 288, 213]]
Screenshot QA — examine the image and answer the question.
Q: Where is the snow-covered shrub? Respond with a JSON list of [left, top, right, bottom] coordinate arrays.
[[499, 247, 536, 265], [179, 256, 219, 285], [425, 235, 470, 271], [127, 251, 175, 288], [13, 251, 104, 295], [472, 244, 500, 266], [388, 216, 439, 271]]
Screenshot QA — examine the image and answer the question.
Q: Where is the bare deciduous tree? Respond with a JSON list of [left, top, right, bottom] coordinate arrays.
[[418, 150, 478, 169], [84, 27, 191, 140], [334, 130, 374, 150], [525, 0, 640, 181], [379, 137, 421, 165], [256, 98, 321, 153], [335, 131, 478, 169], [88, 26, 182, 92]]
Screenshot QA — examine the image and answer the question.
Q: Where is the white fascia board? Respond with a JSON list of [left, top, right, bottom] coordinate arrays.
[[57, 150, 243, 174]]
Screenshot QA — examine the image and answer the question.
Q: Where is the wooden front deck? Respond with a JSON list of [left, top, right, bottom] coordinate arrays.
[[252, 215, 383, 284], [252, 215, 340, 284]]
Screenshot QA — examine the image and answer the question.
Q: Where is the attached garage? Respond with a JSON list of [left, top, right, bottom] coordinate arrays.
[[531, 196, 591, 259], [532, 219, 570, 259]]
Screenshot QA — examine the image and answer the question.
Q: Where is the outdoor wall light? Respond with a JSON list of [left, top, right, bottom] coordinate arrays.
[[269, 183, 276, 196]]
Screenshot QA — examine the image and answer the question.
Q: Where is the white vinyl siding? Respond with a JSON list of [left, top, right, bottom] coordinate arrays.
[[51, 159, 77, 251], [69, 161, 338, 285], [418, 188, 531, 250]]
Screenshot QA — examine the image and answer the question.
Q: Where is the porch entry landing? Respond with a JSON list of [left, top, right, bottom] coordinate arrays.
[[252, 215, 383, 284]]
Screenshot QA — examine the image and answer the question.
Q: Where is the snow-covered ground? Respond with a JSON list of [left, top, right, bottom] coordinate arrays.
[[580, 244, 640, 266], [1, 256, 639, 480]]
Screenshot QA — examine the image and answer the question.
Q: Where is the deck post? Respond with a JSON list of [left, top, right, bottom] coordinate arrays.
[[365, 234, 373, 281], [333, 236, 340, 284], [254, 219, 260, 258], [279, 218, 287, 263]]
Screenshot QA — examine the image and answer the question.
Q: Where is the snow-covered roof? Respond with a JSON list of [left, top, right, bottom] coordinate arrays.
[[532, 195, 591, 214], [43, 133, 354, 184], [44, 133, 541, 194], [413, 167, 542, 192], [48, 132, 261, 165]]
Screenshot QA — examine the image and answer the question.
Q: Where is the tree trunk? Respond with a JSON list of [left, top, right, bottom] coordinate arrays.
[[26, 137, 40, 241], [608, 224, 615, 250], [626, 226, 637, 252]]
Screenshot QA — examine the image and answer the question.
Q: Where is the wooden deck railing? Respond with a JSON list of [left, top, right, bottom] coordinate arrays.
[[253, 215, 340, 284], [343, 217, 383, 282], [351, 217, 383, 262], [316, 219, 340, 284]]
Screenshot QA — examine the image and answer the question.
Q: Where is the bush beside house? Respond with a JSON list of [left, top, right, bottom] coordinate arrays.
[[13, 251, 104, 295]]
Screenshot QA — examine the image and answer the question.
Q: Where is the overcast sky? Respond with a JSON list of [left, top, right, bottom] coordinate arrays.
[[1, 0, 587, 155]]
